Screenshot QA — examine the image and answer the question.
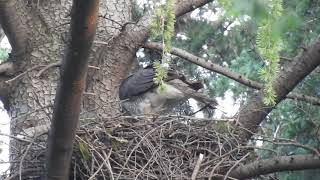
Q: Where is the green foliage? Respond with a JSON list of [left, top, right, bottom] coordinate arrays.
[[0, 48, 9, 62], [218, 0, 304, 105], [218, 0, 269, 21], [208, 49, 262, 99], [256, 0, 283, 106], [131, 0, 144, 21], [183, 21, 216, 53], [150, 0, 176, 90], [163, 0, 175, 52], [230, 50, 262, 81], [280, 170, 320, 180], [151, 7, 165, 38], [215, 121, 229, 133], [151, 0, 175, 52], [153, 60, 168, 92], [79, 141, 91, 161], [145, 2, 320, 178]]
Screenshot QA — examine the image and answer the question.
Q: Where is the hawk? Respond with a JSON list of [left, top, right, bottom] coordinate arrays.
[[119, 67, 217, 115]]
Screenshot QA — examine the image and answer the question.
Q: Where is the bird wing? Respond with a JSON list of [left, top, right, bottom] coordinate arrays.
[[166, 79, 217, 106], [119, 68, 156, 100]]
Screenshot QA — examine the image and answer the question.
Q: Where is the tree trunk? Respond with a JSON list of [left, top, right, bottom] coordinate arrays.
[[4, 0, 131, 178], [2, 0, 319, 179]]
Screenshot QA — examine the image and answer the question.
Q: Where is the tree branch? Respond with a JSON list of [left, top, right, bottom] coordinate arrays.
[[125, 0, 214, 44], [45, 0, 99, 179], [144, 42, 262, 89], [0, 61, 15, 104], [145, 40, 320, 146], [125, 0, 214, 50], [0, 0, 29, 54], [144, 42, 320, 106], [237, 39, 320, 141], [94, 0, 215, 91], [145, 42, 320, 106], [230, 154, 320, 179], [0, 61, 14, 74], [191, 153, 204, 180]]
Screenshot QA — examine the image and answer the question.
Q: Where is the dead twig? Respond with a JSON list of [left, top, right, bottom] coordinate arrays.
[[191, 153, 204, 180]]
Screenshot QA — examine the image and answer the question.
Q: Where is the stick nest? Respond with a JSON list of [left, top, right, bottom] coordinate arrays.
[[72, 115, 245, 179]]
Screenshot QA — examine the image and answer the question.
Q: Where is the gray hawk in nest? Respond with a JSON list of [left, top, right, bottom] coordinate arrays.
[[119, 67, 217, 115]]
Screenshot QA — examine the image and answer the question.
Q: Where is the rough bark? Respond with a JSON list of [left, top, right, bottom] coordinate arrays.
[[83, 0, 214, 118], [0, 0, 215, 178], [230, 154, 320, 179], [0, 0, 29, 54], [4, 0, 318, 179], [237, 40, 320, 141], [1, 0, 129, 178], [46, 0, 99, 179]]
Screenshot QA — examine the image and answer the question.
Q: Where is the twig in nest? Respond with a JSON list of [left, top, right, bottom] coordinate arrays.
[[209, 158, 226, 179], [191, 153, 204, 180], [88, 149, 113, 180], [4, 168, 40, 180], [102, 150, 114, 180], [115, 119, 176, 180], [224, 153, 250, 180], [189, 104, 210, 116], [134, 146, 160, 180]]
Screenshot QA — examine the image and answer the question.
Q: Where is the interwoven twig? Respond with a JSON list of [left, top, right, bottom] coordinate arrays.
[[72, 115, 243, 179]]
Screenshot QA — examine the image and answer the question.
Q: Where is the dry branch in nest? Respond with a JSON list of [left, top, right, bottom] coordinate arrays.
[[4, 115, 320, 179], [3, 115, 254, 180], [71, 115, 247, 180]]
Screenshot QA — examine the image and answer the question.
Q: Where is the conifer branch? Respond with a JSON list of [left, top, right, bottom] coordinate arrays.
[[230, 154, 320, 179], [144, 42, 320, 106]]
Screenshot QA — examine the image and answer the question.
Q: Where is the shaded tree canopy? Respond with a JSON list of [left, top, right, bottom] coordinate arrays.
[[0, 0, 319, 179]]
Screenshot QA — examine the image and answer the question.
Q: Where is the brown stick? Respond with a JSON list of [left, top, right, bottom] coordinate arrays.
[[230, 154, 320, 179], [144, 42, 320, 106], [191, 153, 204, 180], [45, 0, 99, 179]]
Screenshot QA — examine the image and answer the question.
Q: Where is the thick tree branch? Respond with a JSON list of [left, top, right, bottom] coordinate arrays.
[[0, 0, 45, 103], [0, 0, 29, 100], [134, 0, 213, 36], [123, 0, 214, 46], [0, 0, 29, 54], [144, 42, 320, 106], [144, 42, 262, 89], [45, 0, 99, 179], [0, 61, 14, 106], [94, 0, 215, 92], [230, 154, 320, 179], [125, 0, 214, 53], [287, 92, 320, 106], [237, 40, 320, 141], [174, 0, 214, 17], [0, 61, 14, 74]]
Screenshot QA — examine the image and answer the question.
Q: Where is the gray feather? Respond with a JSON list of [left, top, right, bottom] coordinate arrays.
[[119, 68, 156, 100], [118, 67, 217, 115]]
